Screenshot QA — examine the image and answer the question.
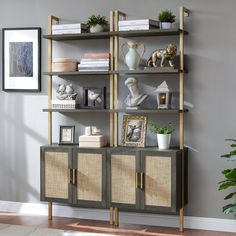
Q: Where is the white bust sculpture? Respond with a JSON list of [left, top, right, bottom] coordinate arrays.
[[124, 77, 148, 108]]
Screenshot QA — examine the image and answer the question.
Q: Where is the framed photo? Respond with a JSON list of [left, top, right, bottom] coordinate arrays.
[[121, 115, 147, 147], [83, 86, 106, 109], [2, 27, 41, 92], [59, 126, 75, 145]]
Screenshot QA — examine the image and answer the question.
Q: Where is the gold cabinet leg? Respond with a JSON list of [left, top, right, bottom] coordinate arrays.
[[114, 208, 119, 226], [179, 207, 184, 232], [48, 202, 52, 220], [109, 207, 114, 225]]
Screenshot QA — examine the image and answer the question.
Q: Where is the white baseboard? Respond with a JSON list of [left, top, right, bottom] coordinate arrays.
[[0, 201, 235, 233]]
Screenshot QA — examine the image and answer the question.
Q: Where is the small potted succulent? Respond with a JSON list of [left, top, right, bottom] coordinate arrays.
[[87, 15, 108, 33], [158, 10, 176, 29], [148, 121, 174, 150]]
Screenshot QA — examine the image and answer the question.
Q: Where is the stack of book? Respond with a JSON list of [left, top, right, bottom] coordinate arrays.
[[78, 53, 110, 71], [52, 23, 87, 35], [79, 135, 107, 148], [118, 19, 159, 31], [51, 100, 80, 109]]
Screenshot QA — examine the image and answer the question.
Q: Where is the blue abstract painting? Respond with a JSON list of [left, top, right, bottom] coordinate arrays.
[[9, 42, 33, 77]]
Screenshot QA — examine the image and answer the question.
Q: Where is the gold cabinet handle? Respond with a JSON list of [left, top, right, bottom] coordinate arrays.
[[72, 169, 76, 185], [140, 172, 145, 189], [68, 168, 72, 184], [135, 172, 139, 189]]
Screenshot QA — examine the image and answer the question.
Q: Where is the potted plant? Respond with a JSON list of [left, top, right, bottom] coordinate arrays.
[[148, 121, 174, 150], [158, 10, 176, 29], [87, 15, 108, 33], [218, 139, 236, 217]]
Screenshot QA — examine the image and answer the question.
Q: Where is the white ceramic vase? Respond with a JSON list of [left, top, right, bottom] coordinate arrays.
[[157, 133, 171, 150], [161, 22, 172, 29], [90, 24, 104, 33], [121, 41, 145, 70]]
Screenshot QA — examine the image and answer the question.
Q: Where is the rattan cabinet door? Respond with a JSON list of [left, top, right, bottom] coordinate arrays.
[[140, 150, 181, 213], [40, 146, 72, 203], [107, 148, 140, 210], [72, 148, 107, 208]]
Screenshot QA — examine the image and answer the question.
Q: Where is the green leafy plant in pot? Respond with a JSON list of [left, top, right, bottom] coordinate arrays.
[[218, 139, 236, 217], [87, 15, 108, 33], [148, 121, 174, 150], [158, 9, 176, 29]]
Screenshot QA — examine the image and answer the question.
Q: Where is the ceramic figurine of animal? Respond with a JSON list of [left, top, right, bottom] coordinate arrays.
[[147, 43, 177, 68]]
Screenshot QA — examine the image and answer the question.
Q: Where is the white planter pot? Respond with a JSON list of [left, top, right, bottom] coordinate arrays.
[[89, 24, 104, 33], [161, 22, 172, 29], [157, 133, 171, 150]]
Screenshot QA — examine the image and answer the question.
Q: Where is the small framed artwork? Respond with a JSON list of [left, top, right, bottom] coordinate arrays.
[[59, 126, 75, 145], [121, 115, 147, 147], [83, 87, 106, 109], [2, 27, 41, 92]]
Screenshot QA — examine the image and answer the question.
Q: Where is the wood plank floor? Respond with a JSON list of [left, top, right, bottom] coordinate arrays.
[[0, 212, 234, 236]]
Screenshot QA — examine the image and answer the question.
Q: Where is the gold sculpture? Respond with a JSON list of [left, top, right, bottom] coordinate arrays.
[[147, 43, 177, 68]]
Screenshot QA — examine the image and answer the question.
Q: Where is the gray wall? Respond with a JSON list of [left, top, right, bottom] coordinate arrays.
[[0, 0, 236, 220]]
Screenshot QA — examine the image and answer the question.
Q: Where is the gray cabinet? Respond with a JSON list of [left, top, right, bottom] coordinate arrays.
[[40, 146, 107, 208], [107, 148, 187, 213], [40, 146, 72, 204], [107, 148, 141, 210], [72, 148, 107, 208], [41, 146, 187, 214]]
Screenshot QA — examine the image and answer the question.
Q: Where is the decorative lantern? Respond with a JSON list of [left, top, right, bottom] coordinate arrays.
[[155, 81, 172, 109]]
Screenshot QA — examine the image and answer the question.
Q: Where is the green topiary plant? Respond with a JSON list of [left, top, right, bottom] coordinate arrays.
[[148, 121, 174, 134], [86, 15, 108, 28], [158, 10, 176, 23], [218, 139, 236, 217]]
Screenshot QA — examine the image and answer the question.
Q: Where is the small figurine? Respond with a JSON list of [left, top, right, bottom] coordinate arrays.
[[56, 84, 77, 100], [147, 43, 177, 68]]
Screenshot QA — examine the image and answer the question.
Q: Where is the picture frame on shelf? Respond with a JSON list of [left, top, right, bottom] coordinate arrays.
[[83, 86, 106, 109], [59, 125, 75, 145], [2, 27, 41, 92], [121, 115, 147, 147]]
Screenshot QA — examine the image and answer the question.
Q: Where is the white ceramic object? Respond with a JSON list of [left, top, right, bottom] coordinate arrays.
[[121, 41, 145, 70], [89, 24, 104, 33], [157, 133, 171, 150], [161, 22, 172, 29]]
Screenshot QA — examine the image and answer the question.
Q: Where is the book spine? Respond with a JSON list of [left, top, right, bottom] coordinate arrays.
[[52, 29, 84, 35], [83, 53, 110, 59], [118, 19, 159, 27], [52, 23, 86, 30], [78, 62, 109, 68], [119, 25, 156, 31], [81, 58, 109, 62], [78, 68, 109, 71]]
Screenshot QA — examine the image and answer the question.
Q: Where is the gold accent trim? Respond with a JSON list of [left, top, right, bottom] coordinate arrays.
[[140, 172, 144, 189], [72, 169, 76, 185], [109, 207, 114, 225], [68, 168, 72, 184], [135, 172, 139, 189], [179, 6, 189, 232], [47, 15, 59, 145], [48, 202, 52, 220], [114, 208, 119, 226]]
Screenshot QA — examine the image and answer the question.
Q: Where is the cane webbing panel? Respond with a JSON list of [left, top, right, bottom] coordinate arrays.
[[45, 151, 69, 199], [145, 156, 171, 207], [111, 154, 136, 204], [77, 153, 102, 201]]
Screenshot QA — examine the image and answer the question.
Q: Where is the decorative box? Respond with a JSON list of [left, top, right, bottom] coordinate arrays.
[[51, 100, 80, 109], [79, 135, 107, 147], [52, 58, 78, 72]]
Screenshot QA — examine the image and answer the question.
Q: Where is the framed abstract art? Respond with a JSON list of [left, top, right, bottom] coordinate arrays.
[[2, 27, 41, 92]]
